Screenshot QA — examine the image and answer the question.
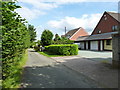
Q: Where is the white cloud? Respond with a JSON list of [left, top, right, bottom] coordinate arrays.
[[16, 0, 58, 21], [35, 25, 45, 40], [48, 13, 102, 34], [18, 0, 120, 4], [16, 6, 46, 20], [18, 0, 58, 10], [16, 0, 118, 21]]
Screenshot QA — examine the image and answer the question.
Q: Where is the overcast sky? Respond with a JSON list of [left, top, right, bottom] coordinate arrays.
[[16, 0, 119, 40]]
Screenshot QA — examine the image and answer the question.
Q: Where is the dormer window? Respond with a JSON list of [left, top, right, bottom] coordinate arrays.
[[112, 25, 118, 31]]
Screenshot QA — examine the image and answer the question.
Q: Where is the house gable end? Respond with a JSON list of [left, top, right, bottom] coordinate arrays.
[[91, 11, 119, 35], [70, 28, 88, 40]]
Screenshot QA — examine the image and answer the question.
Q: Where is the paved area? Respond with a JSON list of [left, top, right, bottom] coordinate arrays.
[[52, 56, 118, 88], [78, 50, 112, 63], [21, 49, 101, 88]]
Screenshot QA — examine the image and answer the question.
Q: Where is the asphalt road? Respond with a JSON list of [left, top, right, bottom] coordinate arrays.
[[78, 50, 112, 63], [20, 49, 101, 88]]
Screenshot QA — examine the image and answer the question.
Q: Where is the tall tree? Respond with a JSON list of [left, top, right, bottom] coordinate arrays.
[[28, 24, 36, 46], [41, 30, 53, 46]]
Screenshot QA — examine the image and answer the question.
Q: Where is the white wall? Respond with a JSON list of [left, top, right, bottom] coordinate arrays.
[[100, 40, 103, 51], [90, 41, 98, 50]]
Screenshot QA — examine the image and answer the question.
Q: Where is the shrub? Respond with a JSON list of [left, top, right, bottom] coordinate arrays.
[[45, 44, 78, 55]]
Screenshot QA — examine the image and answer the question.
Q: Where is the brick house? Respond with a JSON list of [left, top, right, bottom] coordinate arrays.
[[75, 11, 120, 51], [61, 27, 88, 41]]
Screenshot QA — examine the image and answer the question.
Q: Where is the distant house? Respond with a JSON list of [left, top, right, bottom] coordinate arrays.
[[75, 11, 120, 51], [61, 27, 88, 41]]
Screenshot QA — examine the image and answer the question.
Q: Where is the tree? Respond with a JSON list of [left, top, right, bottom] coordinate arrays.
[[54, 34, 61, 41], [28, 24, 36, 46], [52, 36, 74, 44], [41, 30, 53, 46]]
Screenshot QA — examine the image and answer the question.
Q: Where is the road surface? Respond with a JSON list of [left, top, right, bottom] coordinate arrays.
[[21, 49, 101, 88]]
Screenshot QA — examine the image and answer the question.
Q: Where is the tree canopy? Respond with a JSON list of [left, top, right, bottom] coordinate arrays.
[[54, 34, 61, 41], [41, 30, 53, 46], [27, 24, 36, 47]]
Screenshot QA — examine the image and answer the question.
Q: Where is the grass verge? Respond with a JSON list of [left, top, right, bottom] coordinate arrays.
[[38, 51, 75, 57], [2, 49, 28, 88]]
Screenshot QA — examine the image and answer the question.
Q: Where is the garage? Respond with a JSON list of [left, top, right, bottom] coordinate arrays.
[[80, 42, 85, 49], [90, 41, 98, 50]]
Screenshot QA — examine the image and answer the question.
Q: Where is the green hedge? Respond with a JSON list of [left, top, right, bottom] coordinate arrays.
[[45, 44, 78, 55], [2, 1, 30, 88]]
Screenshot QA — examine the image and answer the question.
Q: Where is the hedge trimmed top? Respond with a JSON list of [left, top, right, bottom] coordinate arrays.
[[45, 44, 78, 55]]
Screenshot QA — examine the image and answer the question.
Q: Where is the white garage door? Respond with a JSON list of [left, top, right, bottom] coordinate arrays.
[[90, 41, 98, 50], [80, 42, 84, 49]]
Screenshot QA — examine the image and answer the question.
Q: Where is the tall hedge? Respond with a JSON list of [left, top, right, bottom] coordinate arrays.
[[1, 1, 30, 88], [45, 44, 78, 55]]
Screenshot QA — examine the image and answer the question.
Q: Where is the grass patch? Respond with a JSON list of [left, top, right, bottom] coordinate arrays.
[[39, 51, 75, 57], [2, 49, 28, 88], [101, 60, 109, 64]]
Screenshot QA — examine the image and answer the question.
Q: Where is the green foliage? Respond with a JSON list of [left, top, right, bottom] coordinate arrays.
[[1, 1, 30, 88], [3, 50, 28, 88], [34, 46, 40, 51], [37, 40, 41, 46], [41, 30, 53, 46], [45, 44, 78, 55], [28, 24, 36, 46], [39, 51, 65, 57], [54, 34, 61, 41], [52, 37, 74, 44]]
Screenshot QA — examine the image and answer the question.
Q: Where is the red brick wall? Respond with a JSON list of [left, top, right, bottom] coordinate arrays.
[[70, 28, 88, 40], [92, 12, 119, 35]]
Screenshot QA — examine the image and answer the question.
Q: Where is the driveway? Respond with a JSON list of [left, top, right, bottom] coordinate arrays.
[[78, 50, 112, 63], [20, 49, 101, 88]]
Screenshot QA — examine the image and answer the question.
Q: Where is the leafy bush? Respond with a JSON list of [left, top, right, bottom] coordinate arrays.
[[1, 1, 31, 88], [45, 44, 78, 55]]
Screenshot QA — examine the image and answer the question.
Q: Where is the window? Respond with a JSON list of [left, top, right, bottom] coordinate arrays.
[[112, 25, 118, 31], [97, 30, 101, 34], [66, 35, 71, 38], [106, 40, 111, 45], [98, 30, 101, 33], [104, 14, 107, 20], [104, 17, 107, 20]]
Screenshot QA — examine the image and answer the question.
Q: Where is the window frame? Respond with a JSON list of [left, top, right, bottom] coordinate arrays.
[[112, 25, 118, 31], [106, 39, 111, 45]]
